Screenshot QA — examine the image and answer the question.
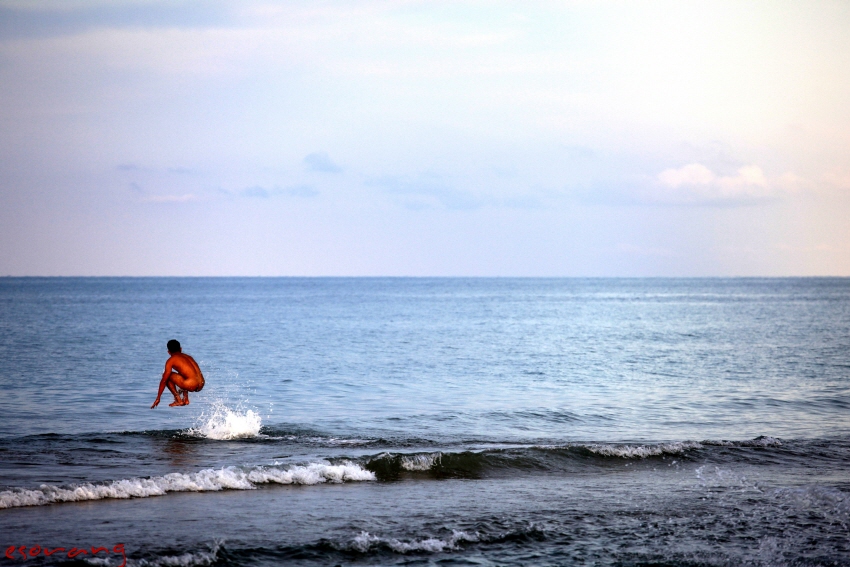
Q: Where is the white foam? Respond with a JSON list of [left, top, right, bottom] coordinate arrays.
[[401, 452, 442, 471], [586, 441, 703, 458], [351, 530, 479, 554], [188, 402, 262, 440], [351, 531, 382, 553], [84, 543, 222, 567], [395, 529, 479, 553], [130, 541, 222, 567], [390, 537, 453, 553], [247, 462, 377, 484], [0, 463, 375, 510]]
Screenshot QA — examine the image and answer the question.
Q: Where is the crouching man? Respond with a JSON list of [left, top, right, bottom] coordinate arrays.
[[151, 339, 205, 408]]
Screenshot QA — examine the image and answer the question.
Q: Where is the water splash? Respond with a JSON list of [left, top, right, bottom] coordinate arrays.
[[189, 402, 262, 440]]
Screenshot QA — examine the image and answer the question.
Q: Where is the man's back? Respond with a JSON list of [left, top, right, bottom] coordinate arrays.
[[169, 352, 203, 381]]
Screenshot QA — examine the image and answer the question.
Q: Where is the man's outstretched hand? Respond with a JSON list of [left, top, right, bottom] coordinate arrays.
[[151, 398, 160, 409]]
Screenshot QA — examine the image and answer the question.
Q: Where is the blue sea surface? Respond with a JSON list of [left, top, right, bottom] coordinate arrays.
[[1, 278, 849, 566]]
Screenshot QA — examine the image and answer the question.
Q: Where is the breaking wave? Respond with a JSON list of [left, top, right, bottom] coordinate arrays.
[[400, 452, 442, 471], [703, 435, 782, 448], [364, 437, 785, 479], [349, 529, 480, 554], [0, 436, 795, 508], [0, 462, 375, 509], [583, 440, 705, 458]]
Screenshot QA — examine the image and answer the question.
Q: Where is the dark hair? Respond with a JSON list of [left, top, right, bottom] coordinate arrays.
[[167, 339, 181, 354]]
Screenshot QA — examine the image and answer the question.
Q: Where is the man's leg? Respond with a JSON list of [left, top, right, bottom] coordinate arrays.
[[169, 371, 195, 406], [165, 375, 183, 407]]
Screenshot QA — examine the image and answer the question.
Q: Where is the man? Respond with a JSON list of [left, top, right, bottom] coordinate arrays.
[[151, 339, 205, 408]]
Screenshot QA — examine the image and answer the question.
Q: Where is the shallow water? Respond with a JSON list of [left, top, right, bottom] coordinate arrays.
[[1, 278, 849, 565]]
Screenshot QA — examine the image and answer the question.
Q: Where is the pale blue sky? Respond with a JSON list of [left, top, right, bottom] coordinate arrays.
[[1, 0, 849, 275]]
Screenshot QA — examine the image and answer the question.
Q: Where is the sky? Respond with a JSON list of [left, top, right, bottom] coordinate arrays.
[[1, 0, 849, 276]]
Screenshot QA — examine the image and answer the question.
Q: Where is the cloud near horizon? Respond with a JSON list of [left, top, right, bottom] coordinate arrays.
[[651, 163, 775, 204]]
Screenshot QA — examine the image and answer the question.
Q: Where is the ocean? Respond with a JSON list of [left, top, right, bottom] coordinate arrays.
[[1, 277, 849, 566]]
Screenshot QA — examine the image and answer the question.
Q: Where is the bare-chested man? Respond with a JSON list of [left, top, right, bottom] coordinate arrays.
[[151, 339, 205, 408]]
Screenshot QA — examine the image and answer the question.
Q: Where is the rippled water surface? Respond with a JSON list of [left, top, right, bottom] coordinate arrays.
[[1, 278, 849, 566]]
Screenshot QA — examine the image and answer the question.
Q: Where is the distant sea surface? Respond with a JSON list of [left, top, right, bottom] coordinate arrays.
[[1, 278, 849, 566]]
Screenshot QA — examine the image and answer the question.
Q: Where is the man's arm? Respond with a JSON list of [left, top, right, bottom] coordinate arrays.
[[151, 359, 175, 409]]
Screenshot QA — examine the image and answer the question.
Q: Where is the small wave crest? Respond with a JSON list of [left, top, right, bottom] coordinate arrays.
[[350, 530, 479, 554], [702, 435, 782, 448], [188, 402, 262, 440], [366, 451, 486, 479], [400, 452, 442, 471], [126, 541, 222, 567], [581, 437, 781, 458], [584, 441, 704, 458], [0, 463, 375, 509]]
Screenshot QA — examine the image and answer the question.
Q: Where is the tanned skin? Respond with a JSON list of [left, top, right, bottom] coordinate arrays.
[[151, 347, 205, 408]]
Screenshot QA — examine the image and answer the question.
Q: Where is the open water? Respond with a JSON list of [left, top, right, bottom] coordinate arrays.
[[0, 277, 849, 566]]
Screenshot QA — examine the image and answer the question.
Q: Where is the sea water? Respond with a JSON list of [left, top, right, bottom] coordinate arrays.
[[0, 277, 849, 566]]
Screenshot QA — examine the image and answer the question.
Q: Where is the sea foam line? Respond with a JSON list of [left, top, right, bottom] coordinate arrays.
[[0, 463, 376, 510]]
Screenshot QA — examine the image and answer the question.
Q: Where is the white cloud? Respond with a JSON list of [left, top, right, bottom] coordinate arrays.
[[653, 163, 773, 203]]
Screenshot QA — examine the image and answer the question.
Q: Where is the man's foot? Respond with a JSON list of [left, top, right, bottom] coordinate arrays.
[[169, 398, 183, 407], [182, 392, 190, 406]]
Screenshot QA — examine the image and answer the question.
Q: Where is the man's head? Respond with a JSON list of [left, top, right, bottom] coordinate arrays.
[[167, 339, 181, 354]]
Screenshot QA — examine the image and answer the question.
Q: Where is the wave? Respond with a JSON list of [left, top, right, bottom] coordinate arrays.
[[130, 541, 222, 567], [340, 524, 549, 555], [1, 439, 733, 508], [702, 436, 783, 447], [0, 435, 805, 506], [349, 529, 480, 553], [0, 462, 375, 510], [577, 436, 781, 457], [363, 437, 785, 480], [582, 440, 706, 458], [104, 526, 540, 566]]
